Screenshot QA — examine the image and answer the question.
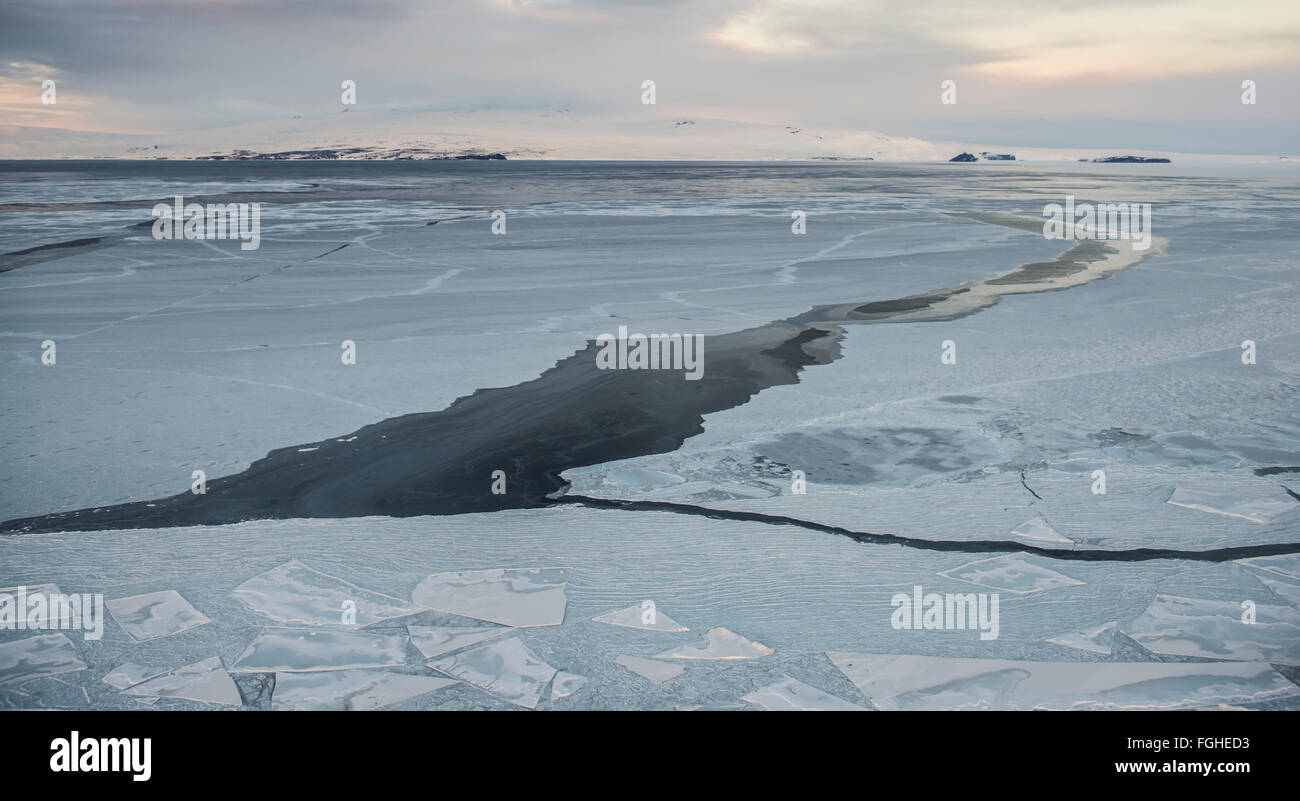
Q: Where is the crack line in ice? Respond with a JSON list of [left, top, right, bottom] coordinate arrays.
[[550, 494, 1300, 563]]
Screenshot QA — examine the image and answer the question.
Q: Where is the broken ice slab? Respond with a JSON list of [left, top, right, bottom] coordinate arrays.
[[592, 604, 689, 632], [1236, 553, 1300, 582], [1248, 573, 1300, 607], [230, 628, 407, 673], [123, 657, 241, 706], [655, 627, 773, 660], [615, 655, 684, 684], [427, 636, 557, 709], [1046, 621, 1118, 655], [827, 653, 1299, 710], [1167, 487, 1295, 524], [0, 584, 73, 627], [411, 568, 567, 628], [742, 675, 868, 711], [271, 669, 457, 711], [1009, 516, 1073, 546], [105, 589, 210, 642], [1123, 594, 1300, 664], [233, 560, 419, 627], [938, 552, 1084, 595], [101, 662, 167, 690], [0, 634, 87, 686], [407, 625, 508, 659], [550, 671, 588, 699]]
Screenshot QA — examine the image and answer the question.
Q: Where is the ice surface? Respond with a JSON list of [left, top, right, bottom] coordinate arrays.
[[0, 634, 86, 685], [230, 628, 408, 673], [938, 553, 1085, 595], [1237, 554, 1300, 582], [550, 671, 588, 699], [828, 653, 1300, 710], [742, 675, 867, 711], [1248, 573, 1300, 606], [271, 669, 457, 710], [427, 636, 557, 709], [233, 560, 419, 627], [101, 661, 166, 690], [105, 589, 210, 641], [411, 568, 567, 628], [1123, 594, 1300, 664], [655, 627, 773, 660], [1167, 488, 1295, 524], [123, 656, 241, 706], [407, 625, 508, 659], [592, 604, 689, 632], [1010, 516, 1073, 546], [615, 655, 684, 684], [1046, 621, 1118, 655]]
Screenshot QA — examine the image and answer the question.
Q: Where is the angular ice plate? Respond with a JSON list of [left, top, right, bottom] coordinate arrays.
[[0, 634, 86, 686], [592, 604, 689, 632], [411, 568, 567, 628], [1046, 621, 1118, 655], [615, 655, 684, 684], [407, 624, 508, 659], [742, 675, 868, 711], [1123, 594, 1300, 664], [938, 553, 1085, 595], [233, 560, 419, 627], [550, 671, 588, 699], [655, 627, 773, 660], [1167, 488, 1295, 524], [427, 636, 557, 709], [1009, 516, 1073, 546], [123, 656, 241, 706], [105, 589, 211, 642], [271, 669, 457, 710], [1236, 553, 1300, 582], [230, 627, 407, 673], [828, 653, 1299, 710]]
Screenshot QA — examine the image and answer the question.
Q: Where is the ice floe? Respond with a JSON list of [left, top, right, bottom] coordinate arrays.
[[592, 604, 689, 632], [1123, 594, 1300, 664], [427, 636, 557, 709], [230, 628, 407, 673], [411, 568, 567, 628], [938, 553, 1084, 594], [1237, 553, 1300, 582], [1248, 573, 1300, 607], [407, 625, 508, 659], [1167, 488, 1295, 524], [0, 634, 86, 685], [105, 589, 210, 641], [123, 657, 241, 706], [550, 671, 588, 699], [827, 653, 1299, 710], [1010, 516, 1073, 546], [271, 669, 457, 710], [615, 655, 684, 684], [233, 560, 418, 627], [102, 662, 166, 690], [655, 627, 773, 660], [1046, 621, 1118, 655], [741, 675, 867, 711]]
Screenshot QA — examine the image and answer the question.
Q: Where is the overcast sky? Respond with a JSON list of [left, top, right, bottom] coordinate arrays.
[[3, 0, 1298, 153]]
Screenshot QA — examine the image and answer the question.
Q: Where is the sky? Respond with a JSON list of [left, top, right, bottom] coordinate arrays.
[[2, 0, 1298, 154]]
